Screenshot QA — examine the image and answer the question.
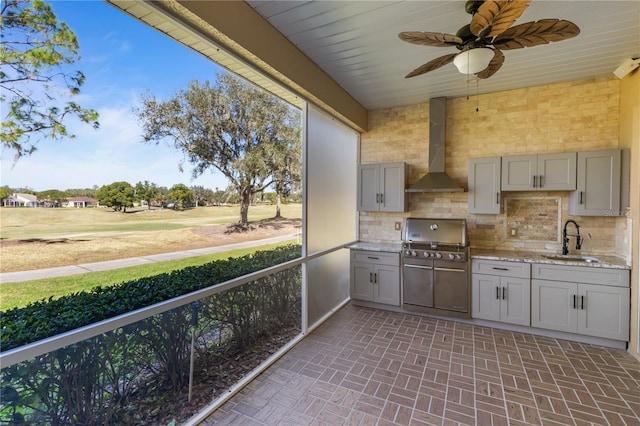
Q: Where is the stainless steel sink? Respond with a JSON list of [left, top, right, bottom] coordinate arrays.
[[542, 254, 601, 263]]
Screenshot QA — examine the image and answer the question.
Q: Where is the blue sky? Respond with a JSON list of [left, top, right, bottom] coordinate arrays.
[[1, 0, 231, 192]]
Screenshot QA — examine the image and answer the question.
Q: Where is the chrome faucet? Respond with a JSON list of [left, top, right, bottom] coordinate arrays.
[[562, 220, 582, 255]]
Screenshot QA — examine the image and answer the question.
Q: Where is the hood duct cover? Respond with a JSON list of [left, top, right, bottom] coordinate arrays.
[[406, 97, 464, 193]]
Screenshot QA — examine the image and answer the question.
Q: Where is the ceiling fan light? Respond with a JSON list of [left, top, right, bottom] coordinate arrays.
[[453, 48, 494, 74]]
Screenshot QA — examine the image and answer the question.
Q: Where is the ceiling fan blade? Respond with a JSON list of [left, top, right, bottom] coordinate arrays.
[[398, 31, 462, 47], [493, 19, 580, 50], [470, 0, 532, 38], [476, 49, 505, 79], [405, 53, 457, 78]]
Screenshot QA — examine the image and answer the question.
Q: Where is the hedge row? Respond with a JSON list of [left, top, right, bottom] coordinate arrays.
[[1, 244, 302, 351]]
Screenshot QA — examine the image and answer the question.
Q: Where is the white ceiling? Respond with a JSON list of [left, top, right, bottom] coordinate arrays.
[[246, 0, 640, 110]]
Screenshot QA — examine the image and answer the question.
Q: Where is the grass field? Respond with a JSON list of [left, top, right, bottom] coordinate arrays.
[[0, 204, 302, 273], [0, 204, 299, 240], [0, 204, 302, 309]]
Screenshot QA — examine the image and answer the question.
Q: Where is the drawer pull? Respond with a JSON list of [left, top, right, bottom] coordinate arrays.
[[492, 267, 509, 271], [435, 267, 466, 273], [405, 264, 433, 270], [367, 256, 379, 260]]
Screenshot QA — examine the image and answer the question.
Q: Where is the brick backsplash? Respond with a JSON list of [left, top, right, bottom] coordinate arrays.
[[359, 76, 628, 259]]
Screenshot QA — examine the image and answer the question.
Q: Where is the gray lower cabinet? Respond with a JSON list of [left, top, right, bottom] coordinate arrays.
[[531, 263, 630, 341], [357, 162, 407, 212], [351, 250, 400, 306], [468, 157, 501, 214], [472, 260, 531, 326]]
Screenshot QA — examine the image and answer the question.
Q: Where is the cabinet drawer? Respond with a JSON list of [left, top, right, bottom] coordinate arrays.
[[532, 264, 629, 287], [472, 259, 531, 278], [351, 250, 399, 266]]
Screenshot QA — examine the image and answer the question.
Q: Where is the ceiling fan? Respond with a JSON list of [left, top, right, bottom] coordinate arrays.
[[399, 0, 580, 79]]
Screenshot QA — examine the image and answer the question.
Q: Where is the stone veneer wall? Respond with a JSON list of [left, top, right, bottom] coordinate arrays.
[[359, 76, 629, 259]]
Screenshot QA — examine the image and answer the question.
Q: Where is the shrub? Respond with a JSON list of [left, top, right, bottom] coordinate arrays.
[[1, 244, 302, 352], [0, 249, 303, 424]]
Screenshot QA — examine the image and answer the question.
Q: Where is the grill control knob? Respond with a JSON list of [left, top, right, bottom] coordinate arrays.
[[435, 252, 442, 259], [411, 250, 417, 257], [404, 250, 412, 256], [456, 254, 463, 261], [423, 251, 430, 257], [448, 253, 455, 260]]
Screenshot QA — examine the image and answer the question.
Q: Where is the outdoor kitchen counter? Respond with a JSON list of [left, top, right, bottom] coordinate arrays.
[[348, 242, 403, 253], [471, 249, 630, 270]]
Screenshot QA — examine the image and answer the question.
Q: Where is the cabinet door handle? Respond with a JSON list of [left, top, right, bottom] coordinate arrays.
[[492, 267, 509, 271], [533, 175, 537, 188], [572, 295, 577, 309], [496, 192, 500, 204], [380, 193, 384, 204], [579, 191, 584, 204], [496, 286, 500, 300], [502, 287, 506, 300], [539, 175, 543, 188], [376, 193, 380, 203], [369, 272, 373, 283], [581, 295, 584, 310], [374, 273, 377, 284]]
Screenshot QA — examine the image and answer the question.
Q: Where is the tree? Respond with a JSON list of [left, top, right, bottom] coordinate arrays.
[[1, 0, 99, 160], [168, 183, 194, 210], [190, 185, 215, 207], [37, 189, 67, 206], [97, 181, 134, 212], [134, 180, 159, 210], [0, 186, 13, 204], [269, 134, 302, 218], [65, 187, 98, 198], [136, 73, 301, 226]]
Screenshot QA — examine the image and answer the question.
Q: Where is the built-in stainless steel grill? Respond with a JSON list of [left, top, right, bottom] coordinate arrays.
[[402, 218, 470, 318]]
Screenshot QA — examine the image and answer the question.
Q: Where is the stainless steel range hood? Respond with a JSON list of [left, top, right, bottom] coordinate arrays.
[[406, 97, 464, 193]]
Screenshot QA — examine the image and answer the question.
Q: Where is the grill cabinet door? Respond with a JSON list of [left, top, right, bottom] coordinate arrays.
[[403, 262, 433, 308]]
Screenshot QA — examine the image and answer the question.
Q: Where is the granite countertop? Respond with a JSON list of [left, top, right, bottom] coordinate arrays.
[[348, 243, 630, 270], [348, 241, 403, 253], [471, 249, 630, 270]]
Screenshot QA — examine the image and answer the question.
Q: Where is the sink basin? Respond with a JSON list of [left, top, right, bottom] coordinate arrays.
[[542, 254, 601, 263]]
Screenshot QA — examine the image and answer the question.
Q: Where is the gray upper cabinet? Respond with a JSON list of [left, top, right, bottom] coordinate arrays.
[[570, 150, 621, 216], [501, 153, 576, 191], [357, 162, 407, 212], [468, 157, 501, 214]]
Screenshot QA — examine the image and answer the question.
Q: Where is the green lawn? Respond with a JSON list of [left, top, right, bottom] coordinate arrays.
[[0, 241, 293, 311], [0, 204, 301, 239]]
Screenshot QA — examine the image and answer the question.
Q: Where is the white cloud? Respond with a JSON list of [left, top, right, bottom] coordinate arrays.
[[1, 102, 229, 192]]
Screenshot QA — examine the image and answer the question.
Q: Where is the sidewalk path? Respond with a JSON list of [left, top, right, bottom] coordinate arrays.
[[0, 234, 301, 284]]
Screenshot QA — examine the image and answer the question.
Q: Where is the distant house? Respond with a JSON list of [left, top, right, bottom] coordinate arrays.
[[64, 197, 98, 208], [3, 193, 39, 207]]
